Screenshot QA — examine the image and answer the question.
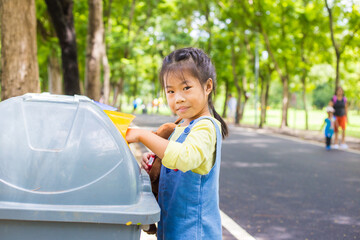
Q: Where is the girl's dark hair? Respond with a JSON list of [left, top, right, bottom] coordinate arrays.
[[159, 47, 228, 138]]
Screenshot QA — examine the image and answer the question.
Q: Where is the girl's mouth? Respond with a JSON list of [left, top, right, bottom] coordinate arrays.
[[177, 106, 189, 113]]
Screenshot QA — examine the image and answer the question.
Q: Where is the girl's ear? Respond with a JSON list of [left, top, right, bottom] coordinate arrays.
[[205, 78, 213, 95]]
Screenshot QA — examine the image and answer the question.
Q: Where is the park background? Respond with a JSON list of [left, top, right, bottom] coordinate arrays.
[[0, 0, 359, 138]]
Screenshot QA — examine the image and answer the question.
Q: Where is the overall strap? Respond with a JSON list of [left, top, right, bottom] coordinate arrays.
[[175, 116, 222, 165], [175, 116, 221, 143]]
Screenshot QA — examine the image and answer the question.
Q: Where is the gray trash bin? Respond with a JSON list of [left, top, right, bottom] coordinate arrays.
[[0, 93, 160, 240]]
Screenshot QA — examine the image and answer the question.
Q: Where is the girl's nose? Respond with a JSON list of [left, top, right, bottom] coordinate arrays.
[[175, 93, 185, 103]]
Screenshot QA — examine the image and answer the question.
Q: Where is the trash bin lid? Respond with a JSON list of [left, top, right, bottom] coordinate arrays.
[[0, 93, 140, 205], [0, 93, 160, 224]]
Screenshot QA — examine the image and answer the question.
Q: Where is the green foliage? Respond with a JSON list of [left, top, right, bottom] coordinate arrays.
[[268, 81, 283, 108], [3, 0, 358, 126], [312, 83, 333, 109]]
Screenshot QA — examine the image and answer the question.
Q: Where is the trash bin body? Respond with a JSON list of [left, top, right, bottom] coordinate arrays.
[[0, 219, 141, 240], [0, 93, 159, 239]]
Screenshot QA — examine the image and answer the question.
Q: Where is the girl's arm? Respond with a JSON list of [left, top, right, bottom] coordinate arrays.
[[126, 128, 169, 159]]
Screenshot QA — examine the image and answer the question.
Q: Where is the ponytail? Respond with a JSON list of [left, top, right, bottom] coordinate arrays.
[[210, 103, 228, 139]]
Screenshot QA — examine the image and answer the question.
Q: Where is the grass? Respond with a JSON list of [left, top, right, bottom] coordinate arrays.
[[240, 108, 360, 139]]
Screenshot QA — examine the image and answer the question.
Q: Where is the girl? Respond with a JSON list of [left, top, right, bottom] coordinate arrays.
[[126, 47, 228, 239], [320, 106, 336, 150]]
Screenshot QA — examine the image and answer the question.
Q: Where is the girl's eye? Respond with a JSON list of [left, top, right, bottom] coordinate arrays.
[[184, 86, 191, 91], [167, 90, 174, 94]]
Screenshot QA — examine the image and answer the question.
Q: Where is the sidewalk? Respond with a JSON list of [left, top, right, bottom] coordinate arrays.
[[140, 231, 157, 240], [235, 123, 360, 151]]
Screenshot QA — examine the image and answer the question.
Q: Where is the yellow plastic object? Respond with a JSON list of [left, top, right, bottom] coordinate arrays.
[[104, 110, 135, 141]]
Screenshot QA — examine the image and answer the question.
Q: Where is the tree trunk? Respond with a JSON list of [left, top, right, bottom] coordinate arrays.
[[45, 0, 80, 96], [300, 17, 309, 130], [48, 51, 62, 94], [234, 82, 243, 125], [324, 0, 360, 93], [259, 23, 289, 128], [203, 1, 212, 54], [281, 76, 289, 128], [301, 82, 309, 130], [222, 80, 229, 118], [280, 5, 289, 129], [0, 0, 39, 100], [325, 0, 340, 93], [113, 76, 125, 110], [231, 41, 242, 125], [300, 47, 309, 130], [259, 74, 266, 128], [335, 52, 341, 92], [101, 47, 111, 104], [151, 57, 158, 99], [112, 0, 136, 107], [101, 0, 113, 104], [109, 82, 116, 104], [238, 76, 249, 122], [112, 0, 157, 105], [85, 0, 103, 101], [264, 77, 270, 124], [132, 59, 138, 98]]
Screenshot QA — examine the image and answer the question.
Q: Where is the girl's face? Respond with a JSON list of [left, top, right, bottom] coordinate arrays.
[[164, 71, 212, 125], [336, 87, 344, 96]]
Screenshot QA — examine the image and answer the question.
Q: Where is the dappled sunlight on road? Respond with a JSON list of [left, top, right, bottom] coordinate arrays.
[[327, 215, 360, 226], [221, 162, 278, 168], [224, 137, 282, 148], [229, 131, 258, 137], [251, 143, 268, 148], [255, 226, 294, 240], [343, 177, 360, 183]]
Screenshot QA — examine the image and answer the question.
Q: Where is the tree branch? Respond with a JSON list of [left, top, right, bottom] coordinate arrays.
[[324, 0, 340, 57], [340, 24, 360, 53]]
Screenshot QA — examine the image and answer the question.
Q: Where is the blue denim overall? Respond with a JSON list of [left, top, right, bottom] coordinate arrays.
[[157, 116, 222, 240]]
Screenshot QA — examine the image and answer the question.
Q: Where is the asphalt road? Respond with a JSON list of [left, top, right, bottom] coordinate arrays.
[[133, 114, 360, 240]]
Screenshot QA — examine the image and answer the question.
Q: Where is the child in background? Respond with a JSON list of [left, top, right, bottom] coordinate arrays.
[[126, 47, 228, 239], [320, 106, 336, 150], [227, 93, 237, 124]]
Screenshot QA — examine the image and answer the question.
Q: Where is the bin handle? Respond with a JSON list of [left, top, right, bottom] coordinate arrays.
[[22, 93, 91, 103]]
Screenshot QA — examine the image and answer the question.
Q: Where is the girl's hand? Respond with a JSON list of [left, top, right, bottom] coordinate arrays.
[[126, 128, 168, 159], [141, 152, 155, 173], [126, 128, 141, 143]]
